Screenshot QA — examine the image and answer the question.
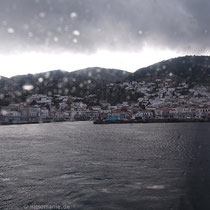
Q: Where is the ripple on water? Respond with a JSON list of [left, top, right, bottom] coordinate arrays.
[[145, 185, 166, 190], [60, 172, 81, 179], [0, 122, 210, 209], [100, 188, 110, 193], [1, 178, 10, 182]]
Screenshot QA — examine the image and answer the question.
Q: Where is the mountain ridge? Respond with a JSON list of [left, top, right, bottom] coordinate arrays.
[[1, 55, 210, 105], [130, 55, 210, 84]]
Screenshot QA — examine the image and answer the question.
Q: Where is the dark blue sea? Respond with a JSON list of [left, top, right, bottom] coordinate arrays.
[[0, 122, 210, 210]]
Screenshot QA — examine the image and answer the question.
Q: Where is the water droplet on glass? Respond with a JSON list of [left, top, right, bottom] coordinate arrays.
[[15, 91, 22, 96], [45, 72, 50, 79], [1, 110, 8, 115], [28, 32, 33, 38], [53, 37, 59, 42], [7, 28, 15, 34], [64, 89, 69, 94], [71, 86, 76, 93], [70, 12, 78, 19], [73, 30, 80, 36], [88, 72, 92, 77], [38, 77, 43, 83], [48, 91, 52, 96], [23, 84, 34, 91], [39, 12, 46, 18], [138, 30, 143, 35], [73, 38, 78, 43], [204, 29, 208, 34], [63, 77, 68, 82], [58, 83, 62, 88]]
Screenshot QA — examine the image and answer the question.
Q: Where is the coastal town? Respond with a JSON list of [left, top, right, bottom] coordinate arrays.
[[0, 77, 210, 124]]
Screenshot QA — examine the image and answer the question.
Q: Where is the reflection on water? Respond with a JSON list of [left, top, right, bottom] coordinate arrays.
[[0, 122, 210, 210]]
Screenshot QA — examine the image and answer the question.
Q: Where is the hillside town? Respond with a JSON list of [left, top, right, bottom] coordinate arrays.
[[0, 77, 210, 124]]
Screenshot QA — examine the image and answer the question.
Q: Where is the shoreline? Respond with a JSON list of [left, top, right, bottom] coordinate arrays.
[[1, 119, 210, 126], [0, 119, 69, 126], [93, 119, 210, 124]]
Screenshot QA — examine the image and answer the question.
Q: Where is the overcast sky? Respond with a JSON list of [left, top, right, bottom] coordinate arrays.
[[0, 0, 209, 77]]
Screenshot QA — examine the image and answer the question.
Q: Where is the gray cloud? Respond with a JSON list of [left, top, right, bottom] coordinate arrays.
[[0, 0, 210, 54]]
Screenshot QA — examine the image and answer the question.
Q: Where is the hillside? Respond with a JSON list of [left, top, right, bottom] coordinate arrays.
[[0, 67, 131, 103], [1, 55, 210, 105], [131, 56, 210, 84]]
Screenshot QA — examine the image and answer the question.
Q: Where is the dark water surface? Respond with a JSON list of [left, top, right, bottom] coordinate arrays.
[[0, 122, 210, 210]]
